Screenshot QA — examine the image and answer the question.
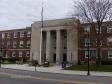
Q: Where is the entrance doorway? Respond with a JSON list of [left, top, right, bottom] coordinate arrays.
[[62, 53, 67, 62], [53, 54, 56, 63]]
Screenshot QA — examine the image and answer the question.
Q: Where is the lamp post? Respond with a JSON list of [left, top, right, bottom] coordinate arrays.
[[87, 31, 90, 76], [0, 47, 2, 68]]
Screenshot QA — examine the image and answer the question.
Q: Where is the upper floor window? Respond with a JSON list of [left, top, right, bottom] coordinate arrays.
[[108, 50, 112, 59], [96, 26, 101, 33], [12, 51, 16, 57], [7, 41, 10, 48], [14, 32, 18, 38], [26, 51, 30, 57], [107, 37, 112, 45], [27, 40, 31, 48], [84, 38, 91, 46], [20, 31, 24, 37], [27, 31, 31, 37], [13, 41, 17, 48], [2, 33, 5, 38], [84, 26, 90, 33], [107, 27, 112, 33], [20, 40, 24, 48], [7, 33, 10, 38], [19, 51, 22, 57]]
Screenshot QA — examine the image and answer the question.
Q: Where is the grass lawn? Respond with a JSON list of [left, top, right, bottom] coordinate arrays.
[[65, 65, 112, 72]]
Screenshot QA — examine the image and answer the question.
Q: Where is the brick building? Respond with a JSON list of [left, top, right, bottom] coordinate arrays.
[[0, 18, 112, 65], [0, 27, 31, 62], [78, 22, 112, 62]]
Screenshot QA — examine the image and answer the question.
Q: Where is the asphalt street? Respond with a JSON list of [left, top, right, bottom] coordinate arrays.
[[0, 68, 112, 84]]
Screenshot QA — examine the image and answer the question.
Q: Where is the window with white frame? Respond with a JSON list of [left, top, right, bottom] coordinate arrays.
[[85, 50, 89, 58], [107, 37, 112, 45], [7, 41, 10, 48], [107, 27, 112, 33], [84, 26, 90, 33], [20, 31, 24, 37], [27, 40, 31, 48], [2, 33, 5, 38], [27, 31, 31, 37], [26, 51, 30, 57], [20, 40, 24, 48], [91, 51, 96, 58], [84, 38, 91, 46], [13, 41, 17, 48], [7, 33, 10, 38], [19, 51, 22, 57], [12, 51, 16, 57], [96, 26, 101, 33], [85, 50, 96, 58], [108, 50, 112, 59], [14, 32, 18, 38]]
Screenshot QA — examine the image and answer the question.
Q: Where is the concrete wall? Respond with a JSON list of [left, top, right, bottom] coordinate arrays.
[[30, 22, 42, 64], [30, 18, 79, 65], [67, 27, 78, 64]]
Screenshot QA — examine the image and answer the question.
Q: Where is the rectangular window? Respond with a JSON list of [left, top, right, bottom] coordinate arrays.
[[20, 40, 24, 48], [7, 41, 10, 48], [27, 31, 31, 37], [2, 33, 5, 38], [7, 33, 10, 38], [12, 51, 16, 57], [84, 38, 91, 46], [26, 51, 30, 57], [85, 50, 89, 58], [84, 26, 90, 33], [27, 40, 31, 48], [107, 37, 112, 45], [108, 50, 112, 59], [14, 32, 18, 38], [107, 27, 112, 33], [96, 27, 101, 33], [19, 51, 22, 57], [85, 50, 96, 58], [20, 31, 24, 37], [13, 41, 17, 48]]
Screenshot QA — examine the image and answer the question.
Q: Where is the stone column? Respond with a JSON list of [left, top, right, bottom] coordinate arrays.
[[46, 30, 51, 61], [56, 30, 61, 64]]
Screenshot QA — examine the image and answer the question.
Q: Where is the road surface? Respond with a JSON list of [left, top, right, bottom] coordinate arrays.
[[0, 68, 111, 84]]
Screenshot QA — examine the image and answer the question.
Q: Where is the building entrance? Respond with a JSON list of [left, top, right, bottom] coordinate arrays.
[[62, 53, 67, 62], [53, 54, 56, 63]]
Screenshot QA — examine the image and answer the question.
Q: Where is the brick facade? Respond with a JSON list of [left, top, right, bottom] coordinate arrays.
[[78, 23, 112, 62], [0, 27, 31, 62]]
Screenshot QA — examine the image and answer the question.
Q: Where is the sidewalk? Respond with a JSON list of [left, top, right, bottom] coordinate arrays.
[[1, 64, 112, 77]]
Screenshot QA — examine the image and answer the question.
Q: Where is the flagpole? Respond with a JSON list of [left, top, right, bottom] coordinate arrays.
[[39, 0, 44, 65]]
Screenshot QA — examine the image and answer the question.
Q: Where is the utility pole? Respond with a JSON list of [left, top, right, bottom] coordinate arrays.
[[87, 31, 90, 76], [39, 0, 44, 65], [0, 47, 2, 68]]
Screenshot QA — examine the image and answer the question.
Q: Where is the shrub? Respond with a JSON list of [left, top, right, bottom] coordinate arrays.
[[43, 61, 50, 67], [101, 60, 112, 65], [30, 60, 38, 66], [2, 58, 17, 64]]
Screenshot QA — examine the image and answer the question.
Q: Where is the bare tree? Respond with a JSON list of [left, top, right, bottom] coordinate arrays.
[[73, 0, 112, 67]]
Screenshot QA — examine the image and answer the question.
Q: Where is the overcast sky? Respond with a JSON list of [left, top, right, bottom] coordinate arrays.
[[0, 0, 74, 30]]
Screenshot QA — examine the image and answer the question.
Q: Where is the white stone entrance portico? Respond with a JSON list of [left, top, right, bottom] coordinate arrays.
[[30, 18, 79, 65]]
